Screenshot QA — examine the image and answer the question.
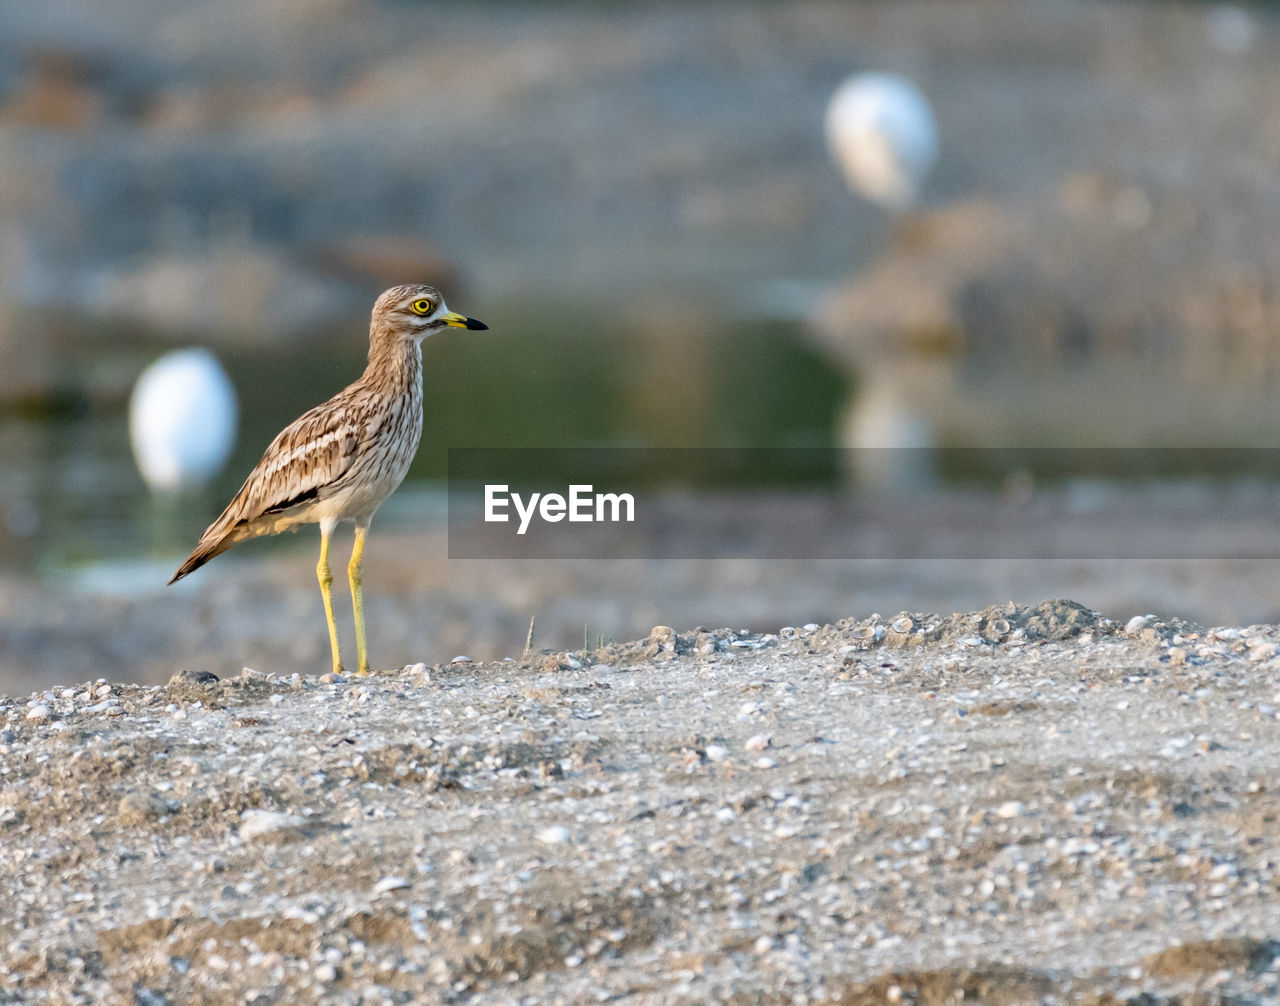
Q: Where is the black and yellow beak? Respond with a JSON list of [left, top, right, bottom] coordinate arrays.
[[442, 311, 488, 331]]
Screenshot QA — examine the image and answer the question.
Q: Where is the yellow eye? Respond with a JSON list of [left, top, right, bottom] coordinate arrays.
[[410, 298, 434, 315]]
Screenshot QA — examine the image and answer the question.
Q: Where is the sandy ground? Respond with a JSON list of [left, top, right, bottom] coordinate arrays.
[[2, 599, 1279, 1003]]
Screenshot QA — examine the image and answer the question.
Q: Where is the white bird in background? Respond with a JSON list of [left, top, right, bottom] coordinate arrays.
[[824, 73, 938, 210], [129, 348, 238, 493]]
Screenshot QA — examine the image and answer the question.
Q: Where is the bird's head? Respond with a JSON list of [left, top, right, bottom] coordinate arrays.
[[372, 284, 488, 341]]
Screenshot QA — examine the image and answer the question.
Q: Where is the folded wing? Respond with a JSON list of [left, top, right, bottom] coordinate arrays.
[[168, 397, 365, 583]]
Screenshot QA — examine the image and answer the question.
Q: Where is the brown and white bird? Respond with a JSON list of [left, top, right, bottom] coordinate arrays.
[[168, 284, 487, 675]]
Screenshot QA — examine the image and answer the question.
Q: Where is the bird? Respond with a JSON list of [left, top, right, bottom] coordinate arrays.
[[168, 284, 487, 675], [824, 72, 938, 210], [129, 348, 238, 493]]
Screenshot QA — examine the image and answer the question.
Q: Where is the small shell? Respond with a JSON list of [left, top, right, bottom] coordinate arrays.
[[884, 615, 917, 648], [850, 624, 884, 648], [1124, 614, 1152, 635], [374, 876, 411, 895]]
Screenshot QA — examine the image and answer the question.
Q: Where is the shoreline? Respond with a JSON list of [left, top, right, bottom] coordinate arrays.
[[9, 480, 1280, 693]]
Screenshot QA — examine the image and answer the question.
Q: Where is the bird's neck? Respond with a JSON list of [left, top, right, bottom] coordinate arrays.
[[364, 328, 423, 392]]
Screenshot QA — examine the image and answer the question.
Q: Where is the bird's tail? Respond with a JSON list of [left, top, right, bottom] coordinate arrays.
[[168, 532, 233, 585]]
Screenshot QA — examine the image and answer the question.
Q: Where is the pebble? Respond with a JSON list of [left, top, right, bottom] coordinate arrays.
[[239, 810, 308, 840], [705, 744, 729, 762], [996, 801, 1024, 819], [118, 793, 165, 824], [744, 734, 771, 751], [314, 963, 338, 983], [537, 825, 572, 845]]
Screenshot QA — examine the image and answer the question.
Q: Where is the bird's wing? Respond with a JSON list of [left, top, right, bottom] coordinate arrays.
[[202, 394, 368, 539]]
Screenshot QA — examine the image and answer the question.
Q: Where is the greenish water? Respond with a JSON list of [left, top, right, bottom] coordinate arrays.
[[0, 303, 847, 574]]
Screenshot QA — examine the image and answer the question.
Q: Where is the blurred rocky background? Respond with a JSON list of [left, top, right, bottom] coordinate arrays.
[[5, 0, 1280, 686], [4, 1, 1276, 404]]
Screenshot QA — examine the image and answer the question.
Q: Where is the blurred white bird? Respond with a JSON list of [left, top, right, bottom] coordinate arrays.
[[825, 73, 938, 210], [129, 348, 238, 493]]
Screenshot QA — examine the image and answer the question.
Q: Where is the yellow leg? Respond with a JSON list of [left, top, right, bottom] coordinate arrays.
[[348, 525, 371, 674], [317, 527, 344, 675]]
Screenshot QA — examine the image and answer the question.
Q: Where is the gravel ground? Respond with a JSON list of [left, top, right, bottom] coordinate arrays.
[[3, 599, 1279, 1003]]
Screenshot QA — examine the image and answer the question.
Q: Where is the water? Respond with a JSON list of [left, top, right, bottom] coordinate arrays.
[[0, 300, 846, 577]]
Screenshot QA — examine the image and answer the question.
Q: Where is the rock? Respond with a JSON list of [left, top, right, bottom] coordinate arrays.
[[117, 792, 165, 824], [537, 825, 571, 845], [239, 810, 309, 841], [168, 669, 219, 686], [648, 626, 677, 649]]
